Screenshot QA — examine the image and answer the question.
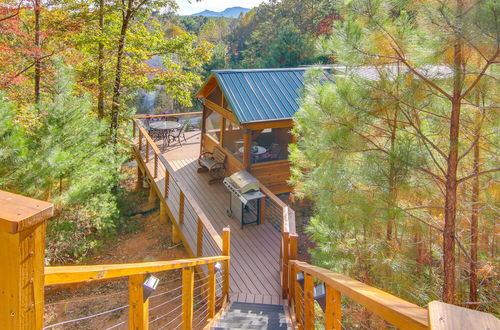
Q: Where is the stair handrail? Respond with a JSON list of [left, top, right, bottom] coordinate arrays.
[[45, 255, 229, 285], [288, 259, 429, 330]]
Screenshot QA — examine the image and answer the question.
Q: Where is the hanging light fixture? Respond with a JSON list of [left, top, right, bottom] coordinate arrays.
[[296, 272, 304, 289], [314, 283, 326, 311], [143, 274, 160, 301]]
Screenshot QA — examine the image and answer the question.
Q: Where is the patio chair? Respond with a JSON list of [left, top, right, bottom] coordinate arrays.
[[259, 143, 281, 161], [168, 123, 187, 146], [149, 128, 162, 141]]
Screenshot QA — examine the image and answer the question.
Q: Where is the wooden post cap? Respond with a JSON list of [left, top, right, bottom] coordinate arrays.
[[428, 301, 500, 330], [0, 190, 53, 234]]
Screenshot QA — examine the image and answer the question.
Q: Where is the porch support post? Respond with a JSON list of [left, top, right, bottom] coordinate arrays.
[[220, 117, 226, 145], [243, 129, 252, 171], [199, 105, 207, 156]]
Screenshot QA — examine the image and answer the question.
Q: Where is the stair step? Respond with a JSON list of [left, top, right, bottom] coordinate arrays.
[[213, 302, 291, 330]]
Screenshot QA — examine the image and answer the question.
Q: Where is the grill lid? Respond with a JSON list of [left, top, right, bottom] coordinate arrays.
[[229, 171, 260, 194]]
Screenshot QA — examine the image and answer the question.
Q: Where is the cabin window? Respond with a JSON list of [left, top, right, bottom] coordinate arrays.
[[251, 127, 292, 163], [222, 120, 244, 162], [206, 111, 221, 142]]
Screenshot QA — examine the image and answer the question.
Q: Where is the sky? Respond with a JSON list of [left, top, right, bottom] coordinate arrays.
[[176, 0, 267, 15]]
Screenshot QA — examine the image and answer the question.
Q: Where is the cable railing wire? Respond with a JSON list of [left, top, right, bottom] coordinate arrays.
[[193, 307, 209, 329], [149, 293, 182, 312], [149, 304, 183, 325], [157, 313, 182, 330], [43, 305, 128, 329], [105, 320, 127, 330], [150, 284, 183, 299], [44, 288, 129, 307]]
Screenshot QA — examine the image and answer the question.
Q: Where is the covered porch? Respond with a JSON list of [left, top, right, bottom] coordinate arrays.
[[195, 69, 309, 194]]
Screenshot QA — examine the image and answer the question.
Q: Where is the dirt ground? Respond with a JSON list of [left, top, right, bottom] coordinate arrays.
[[43, 175, 201, 330]]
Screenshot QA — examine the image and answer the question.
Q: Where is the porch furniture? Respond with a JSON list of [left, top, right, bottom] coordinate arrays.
[[150, 121, 181, 150], [259, 143, 281, 161], [238, 146, 266, 155], [198, 146, 227, 183], [168, 123, 188, 147]]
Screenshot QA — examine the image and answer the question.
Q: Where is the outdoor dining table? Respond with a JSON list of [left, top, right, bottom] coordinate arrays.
[[238, 146, 267, 155], [150, 121, 181, 150]]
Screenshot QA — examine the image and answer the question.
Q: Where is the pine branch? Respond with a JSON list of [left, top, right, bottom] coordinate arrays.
[[458, 168, 500, 184]]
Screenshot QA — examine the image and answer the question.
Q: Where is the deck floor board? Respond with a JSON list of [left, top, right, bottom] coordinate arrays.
[[140, 131, 282, 304]]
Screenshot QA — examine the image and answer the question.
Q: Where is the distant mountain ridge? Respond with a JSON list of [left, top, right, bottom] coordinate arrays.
[[190, 7, 250, 18]]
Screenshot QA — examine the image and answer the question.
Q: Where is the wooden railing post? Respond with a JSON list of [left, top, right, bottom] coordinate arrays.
[[197, 218, 203, 257], [139, 130, 143, 152], [222, 228, 231, 300], [182, 266, 194, 329], [282, 232, 290, 298], [179, 192, 185, 224], [164, 168, 169, 199], [207, 263, 216, 319], [0, 191, 53, 329], [133, 120, 136, 138], [304, 272, 315, 330], [289, 235, 298, 305], [154, 154, 158, 178], [325, 285, 342, 330], [295, 273, 304, 330], [129, 274, 149, 330], [260, 197, 266, 224], [145, 141, 150, 163]]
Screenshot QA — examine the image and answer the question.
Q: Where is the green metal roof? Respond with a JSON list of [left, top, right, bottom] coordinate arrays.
[[204, 68, 331, 124]]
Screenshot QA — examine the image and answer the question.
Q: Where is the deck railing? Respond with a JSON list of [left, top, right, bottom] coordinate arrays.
[[285, 251, 429, 329], [132, 113, 225, 265], [45, 254, 230, 329], [0, 189, 231, 329], [259, 184, 297, 299]]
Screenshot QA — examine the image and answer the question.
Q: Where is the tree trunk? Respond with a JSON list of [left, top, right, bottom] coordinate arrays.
[[469, 113, 481, 304], [110, 5, 132, 143], [97, 0, 105, 118], [34, 0, 41, 105], [442, 7, 463, 301]]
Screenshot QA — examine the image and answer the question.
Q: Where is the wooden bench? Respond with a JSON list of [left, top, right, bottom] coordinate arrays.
[[198, 146, 227, 184]]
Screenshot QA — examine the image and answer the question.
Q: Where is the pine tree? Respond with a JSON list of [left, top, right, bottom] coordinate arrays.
[[0, 61, 125, 262], [291, 0, 499, 307]]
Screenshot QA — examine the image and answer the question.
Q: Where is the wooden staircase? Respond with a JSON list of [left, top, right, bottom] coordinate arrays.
[[213, 302, 291, 330]]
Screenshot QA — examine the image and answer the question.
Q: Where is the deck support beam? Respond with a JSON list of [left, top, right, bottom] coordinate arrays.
[[135, 157, 144, 191], [172, 222, 182, 244], [147, 185, 157, 208], [159, 202, 167, 224]]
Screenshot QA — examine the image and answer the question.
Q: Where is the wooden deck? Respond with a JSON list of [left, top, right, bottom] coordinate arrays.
[[143, 130, 283, 304]]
